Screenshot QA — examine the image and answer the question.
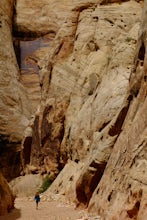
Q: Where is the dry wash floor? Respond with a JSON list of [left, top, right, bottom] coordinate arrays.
[[0, 198, 101, 220]]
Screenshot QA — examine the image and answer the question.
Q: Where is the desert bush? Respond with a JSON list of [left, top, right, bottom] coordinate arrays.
[[38, 175, 52, 193]]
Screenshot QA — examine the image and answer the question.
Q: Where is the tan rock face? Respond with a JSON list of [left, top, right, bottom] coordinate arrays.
[[0, 0, 32, 180], [0, 172, 14, 216], [9, 174, 43, 197], [88, 3, 147, 220], [1, 0, 146, 219], [88, 76, 147, 219], [16, 0, 144, 190], [29, 100, 69, 178], [14, 0, 73, 36], [0, 0, 32, 142]]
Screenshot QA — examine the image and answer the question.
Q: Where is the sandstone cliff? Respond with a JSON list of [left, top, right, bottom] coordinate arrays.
[[88, 15, 147, 219], [0, 0, 146, 219], [0, 172, 14, 215], [0, 0, 32, 182]]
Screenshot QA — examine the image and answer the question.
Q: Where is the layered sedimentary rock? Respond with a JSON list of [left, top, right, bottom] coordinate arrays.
[[17, 0, 144, 186], [0, 0, 32, 180], [1, 0, 146, 219], [88, 19, 147, 220]]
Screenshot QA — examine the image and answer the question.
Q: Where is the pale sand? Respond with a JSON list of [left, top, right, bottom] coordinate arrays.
[[0, 198, 88, 220]]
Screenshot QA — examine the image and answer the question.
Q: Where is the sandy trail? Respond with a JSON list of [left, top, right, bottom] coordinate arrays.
[[0, 198, 101, 220]]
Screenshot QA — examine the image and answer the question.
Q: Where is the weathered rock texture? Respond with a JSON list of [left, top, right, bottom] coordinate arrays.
[[87, 2, 147, 219], [0, 0, 146, 219], [0, 172, 14, 216], [0, 0, 32, 180], [16, 0, 143, 173]]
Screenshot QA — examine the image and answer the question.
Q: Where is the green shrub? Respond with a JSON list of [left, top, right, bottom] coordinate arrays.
[[38, 175, 52, 193]]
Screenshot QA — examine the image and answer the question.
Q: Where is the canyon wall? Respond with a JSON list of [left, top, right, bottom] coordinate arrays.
[[16, 0, 143, 177], [0, 172, 14, 215], [0, 0, 146, 219], [88, 10, 147, 218], [0, 0, 32, 181]]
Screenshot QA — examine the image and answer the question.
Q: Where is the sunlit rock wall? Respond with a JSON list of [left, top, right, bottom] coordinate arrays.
[[0, 0, 32, 180], [17, 0, 143, 181], [88, 2, 147, 219], [1, 0, 146, 219]]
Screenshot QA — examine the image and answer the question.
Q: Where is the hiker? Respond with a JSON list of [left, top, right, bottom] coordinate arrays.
[[34, 192, 40, 209]]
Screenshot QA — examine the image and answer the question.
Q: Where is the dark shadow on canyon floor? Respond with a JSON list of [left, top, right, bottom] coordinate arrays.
[[0, 208, 21, 220]]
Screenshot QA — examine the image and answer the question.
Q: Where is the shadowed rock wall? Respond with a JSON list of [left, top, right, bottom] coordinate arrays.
[[0, 172, 14, 216]]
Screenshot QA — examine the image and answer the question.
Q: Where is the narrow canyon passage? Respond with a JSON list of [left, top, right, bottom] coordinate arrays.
[[13, 35, 50, 112], [0, 1, 146, 219]]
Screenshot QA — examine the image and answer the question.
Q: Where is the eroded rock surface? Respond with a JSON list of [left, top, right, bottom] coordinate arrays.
[[0, 0, 32, 180], [0, 172, 14, 216], [17, 0, 143, 175], [0, 0, 146, 219], [87, 3, 147, 218]]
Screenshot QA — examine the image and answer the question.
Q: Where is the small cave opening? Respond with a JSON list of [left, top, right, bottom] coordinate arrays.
[[108, 95, 132, 137], [127, 201, 140, 218], [76, 161, 106, 208], [107, 190, 113, 202], [138, 42, 145, 62], [22, 136, 32, 167], [0, 139, 22, 181], [134, 42, 146, 73]]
